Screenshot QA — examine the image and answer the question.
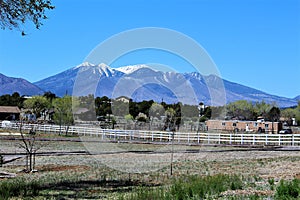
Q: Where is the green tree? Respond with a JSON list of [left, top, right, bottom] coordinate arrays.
[[0, 92, 24, 107], [129, 100, 139, 118], [267, 106, 281, 122], [164, 107, 176, 131], [254, 101, 272, 119], [95, 96, 112, 117], [0, 0, 55, 34], [200, 106, 212, 122], [125, 114, 134, 121], [137, 100, 154, 117], [111, 100, 128, 117], [181, 104, 198, 118], [227, 100, 256, 120], [23, 96, 51, 118], [281, 108, 296, 126], [149, 102, 165, 119], [43, 91, 56, 103], [296, 101, 300, 125], [52, 96, 74, 135], [136, 112, 148, 122]]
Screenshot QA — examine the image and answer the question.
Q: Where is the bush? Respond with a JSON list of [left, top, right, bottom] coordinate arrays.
[[275, 179, 300, 200]]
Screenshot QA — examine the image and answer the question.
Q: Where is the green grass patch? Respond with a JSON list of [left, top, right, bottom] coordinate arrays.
[[119, 174, 243, 200], [0, 177, 41, 199], [275, 178, 300, 200]]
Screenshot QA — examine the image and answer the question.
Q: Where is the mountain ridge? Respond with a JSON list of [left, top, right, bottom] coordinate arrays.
[[33, 62, 298, 107], [0, 63, 297, 107], [0, 73, 44, 96], [294, 95, 300, 101]]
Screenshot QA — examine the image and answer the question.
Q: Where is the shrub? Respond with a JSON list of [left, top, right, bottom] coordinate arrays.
[[268, 178, 275, 190], [275, 179, 300, 200]]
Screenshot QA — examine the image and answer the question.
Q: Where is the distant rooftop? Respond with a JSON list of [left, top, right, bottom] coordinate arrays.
[[0, 106, 21, 113]]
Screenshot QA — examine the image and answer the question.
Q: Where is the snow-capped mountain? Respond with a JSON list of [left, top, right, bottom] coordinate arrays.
[[31, 62, 298, 107], [113, 64, 150, 74], [0, 73, 44, 96], [34, 62, 123, 97]]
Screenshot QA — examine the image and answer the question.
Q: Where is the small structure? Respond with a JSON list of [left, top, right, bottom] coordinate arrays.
[[0, 106, 20, 120], [206, 119, 282, 133], [115, 96, 131, 103]]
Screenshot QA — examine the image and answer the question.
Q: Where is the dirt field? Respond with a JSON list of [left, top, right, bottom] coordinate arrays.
[[1, 134, 300, 199]]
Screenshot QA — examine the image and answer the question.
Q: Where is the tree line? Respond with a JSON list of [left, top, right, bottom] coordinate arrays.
[[1, 93, 300, 128]]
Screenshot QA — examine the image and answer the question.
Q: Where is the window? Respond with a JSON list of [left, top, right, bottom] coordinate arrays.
[[254, 123, 258, 127], [222, 122, 226, 126], [265, 124, 269, 128], [233, 123, 236, 127]]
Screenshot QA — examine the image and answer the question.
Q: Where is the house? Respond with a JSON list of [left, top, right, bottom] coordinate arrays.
[[206, 119, 282, 134], [115, 96, 131, 103], [0, 106, 21, 121]]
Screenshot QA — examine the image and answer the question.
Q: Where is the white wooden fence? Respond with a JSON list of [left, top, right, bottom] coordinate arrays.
[[1, 122, 300, 147]]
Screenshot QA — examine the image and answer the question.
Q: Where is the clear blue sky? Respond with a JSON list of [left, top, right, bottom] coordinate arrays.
[[0, 0, 299, 98]]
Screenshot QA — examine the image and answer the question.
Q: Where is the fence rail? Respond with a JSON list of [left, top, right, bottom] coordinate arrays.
[[1, 122, 300, 147]]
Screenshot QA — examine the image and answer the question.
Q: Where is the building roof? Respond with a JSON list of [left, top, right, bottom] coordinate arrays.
[[116, 96, 131, 100], [0, 106, 21, 113], [73, 108, 89, 115]]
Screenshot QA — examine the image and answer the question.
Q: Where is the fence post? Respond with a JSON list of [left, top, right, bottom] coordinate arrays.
[[188, 132, 190, 144], [152, 131, 154, 142], [229, 134, 232, 145], [265, 134, 268, 145], [292, 134, 294, 146], [218, 133, 221, 144], [197, 133, 200, 144], [253, 134, 255, 145], [278, 135, 281, 146], [208, 134, 210, 144], [241, 134, 243, 145]]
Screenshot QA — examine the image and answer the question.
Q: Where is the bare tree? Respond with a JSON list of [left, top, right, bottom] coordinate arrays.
[[18, 122, 41, 172]]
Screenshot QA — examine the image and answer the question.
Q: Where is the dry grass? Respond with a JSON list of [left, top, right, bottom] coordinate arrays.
[[1, 134, 300, 199]]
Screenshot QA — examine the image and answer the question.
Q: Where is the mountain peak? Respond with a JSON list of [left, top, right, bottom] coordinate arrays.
[[96, 63, 110, 69], [0, 73, 44, 96], [114, 64, 150, 74], [73, 62, 95, 69]]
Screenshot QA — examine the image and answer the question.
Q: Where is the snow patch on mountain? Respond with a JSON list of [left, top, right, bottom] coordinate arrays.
[[114, 64, 151, 74], [73, 62, 95, 69]]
